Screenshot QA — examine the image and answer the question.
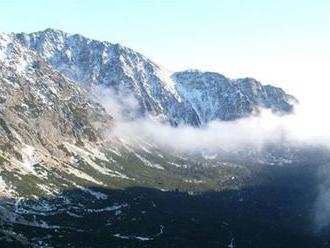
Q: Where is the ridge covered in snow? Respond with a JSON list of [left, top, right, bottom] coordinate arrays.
[[0, 28, 297, 126]]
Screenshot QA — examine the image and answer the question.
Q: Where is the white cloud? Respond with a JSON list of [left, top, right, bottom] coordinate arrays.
[[97, 85, 330, 231]]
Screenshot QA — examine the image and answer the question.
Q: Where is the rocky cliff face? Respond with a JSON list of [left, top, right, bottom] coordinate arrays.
[[13, 29, 201, 126], [10, 28, 296, 126], [173, 71, 256, 123], [0, 32, 112, 169], [235, 77, 296, 113]]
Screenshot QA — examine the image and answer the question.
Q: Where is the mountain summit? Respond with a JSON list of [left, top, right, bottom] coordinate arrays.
[[6, 28, 297, 126]]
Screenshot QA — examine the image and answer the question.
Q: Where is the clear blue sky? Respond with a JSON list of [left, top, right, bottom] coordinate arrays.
[[1, 0, 330, 102]]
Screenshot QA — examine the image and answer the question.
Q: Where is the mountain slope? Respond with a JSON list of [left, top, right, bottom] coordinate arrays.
[[14, 29, 201, 126], [11, 28, 297, 125], [0, 32, 118, 196]]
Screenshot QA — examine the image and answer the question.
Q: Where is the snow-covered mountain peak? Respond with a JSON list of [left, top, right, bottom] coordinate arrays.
[[2, 28, 297, 125], [0, 32, 12, 47]]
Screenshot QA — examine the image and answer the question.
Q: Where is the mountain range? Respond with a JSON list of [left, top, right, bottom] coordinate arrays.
[[3, 28, 297, 126], [0, 29, 314, 247]]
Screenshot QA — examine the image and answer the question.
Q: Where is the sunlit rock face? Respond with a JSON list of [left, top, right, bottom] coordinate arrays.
[[12, 29, 296, 126]]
